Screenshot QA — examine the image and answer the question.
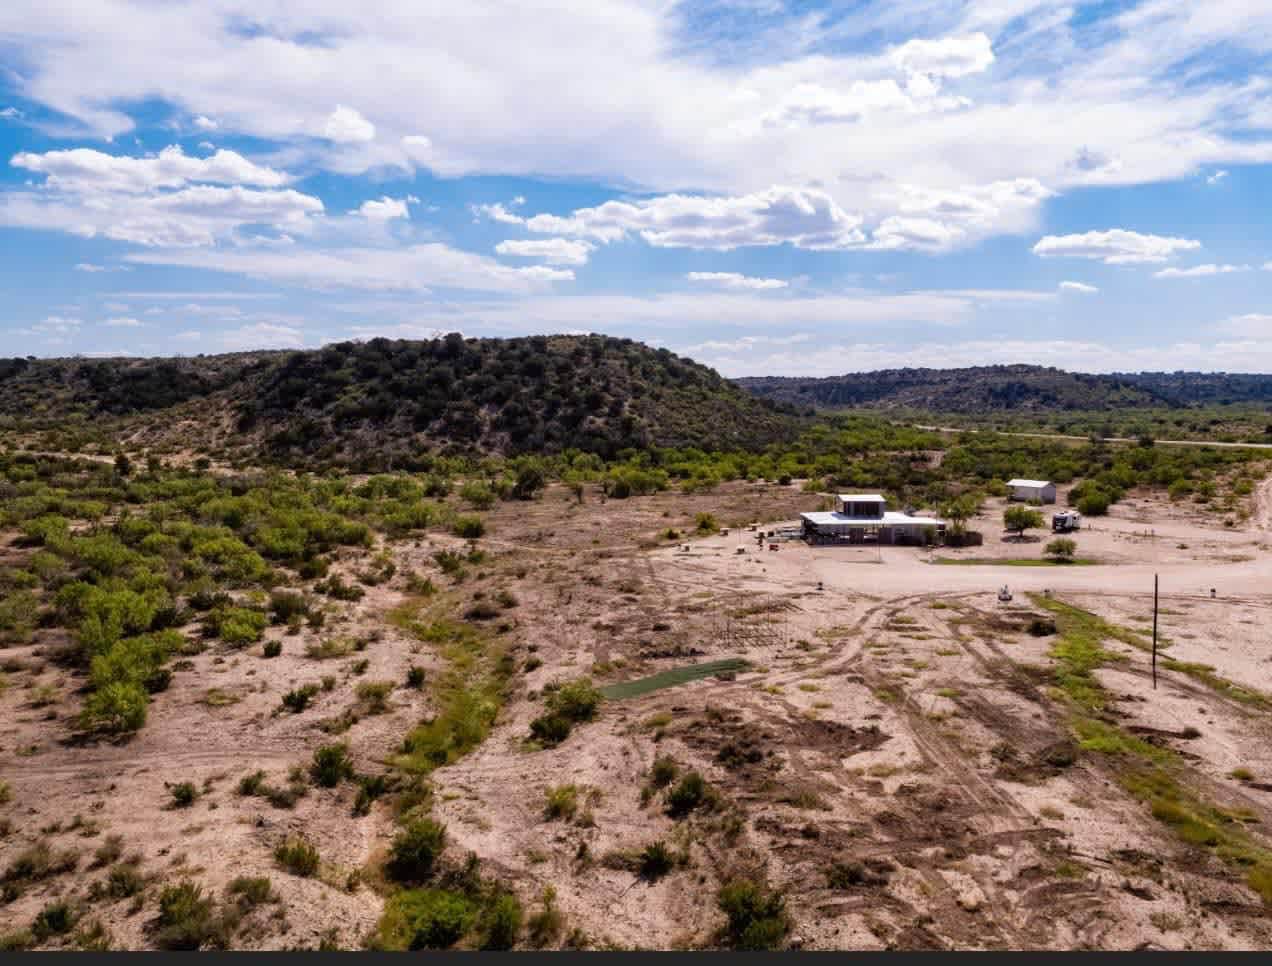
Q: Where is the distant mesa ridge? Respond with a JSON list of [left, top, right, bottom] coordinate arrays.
[[5, 343, 1272, 470], [735, 365, 1272, 412]]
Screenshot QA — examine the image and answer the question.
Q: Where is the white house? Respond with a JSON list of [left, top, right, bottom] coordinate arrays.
[[1006, 479, 1057, 504], [801, 494, 944, 545]]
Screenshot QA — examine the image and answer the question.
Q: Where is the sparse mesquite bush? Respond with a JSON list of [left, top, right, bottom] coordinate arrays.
[[1003, 505, 1044, 538], [268, 591, 308, 624], [237, 770, 266, 796], [274, 838, 320, 877], [404, 889, 477, 950], [169, 782, 199, 808], [405, 665, 426, 689], [453, 515, 486, 539], [666, 771, 714, 818], [387, 818, 446, 884], [226, 876, 273, 909], [649, 755, 678, 789], [694, 512, 719, 534], [1045, 537, 1077, 561], [716, 879, 790, 950], [106, 863, 144, 899], [262, 640, 282, 658], [82, 680, 148, 734], [638, 841, 675, 881], [529, 677, 601, 747], [459, 481, 496, 510], [280, 683, 319, 713], [479, 892, 523, 951], [310, 743, 354, 788], [543, 785, 579, 821], [32, 900, 78, 940], [155, 881, 221, 951]]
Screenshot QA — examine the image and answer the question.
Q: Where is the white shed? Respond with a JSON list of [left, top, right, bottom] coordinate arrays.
[[1006, 478, 1056, 504]]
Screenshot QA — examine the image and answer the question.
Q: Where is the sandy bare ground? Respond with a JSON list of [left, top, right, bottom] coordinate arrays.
[[4, 479, 1272, 949]]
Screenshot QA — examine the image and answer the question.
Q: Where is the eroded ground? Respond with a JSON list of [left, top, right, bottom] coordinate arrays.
[[4, 479, 1272, 949]]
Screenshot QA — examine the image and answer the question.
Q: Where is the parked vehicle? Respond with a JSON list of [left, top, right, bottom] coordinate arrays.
[[1052, 510, 1082, 533]]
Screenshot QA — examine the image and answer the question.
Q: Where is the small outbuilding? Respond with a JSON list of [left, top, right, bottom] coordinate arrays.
[[1006, 479, 1056, 504]]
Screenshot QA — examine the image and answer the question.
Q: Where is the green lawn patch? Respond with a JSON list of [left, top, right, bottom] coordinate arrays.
[[600, 659, 749, 700]]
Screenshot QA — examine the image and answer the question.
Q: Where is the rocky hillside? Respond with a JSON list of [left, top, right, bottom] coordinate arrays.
[[0, 335, 804, 466]]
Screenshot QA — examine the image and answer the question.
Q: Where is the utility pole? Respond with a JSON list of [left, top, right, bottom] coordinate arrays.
[[1152, 573, 1159, 690]]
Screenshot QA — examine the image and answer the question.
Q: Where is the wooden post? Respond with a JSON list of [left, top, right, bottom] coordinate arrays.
[[1152, 573, 1159, 690]]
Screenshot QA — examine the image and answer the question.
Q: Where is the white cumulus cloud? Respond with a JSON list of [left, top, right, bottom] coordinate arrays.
[[525, 186, 864, 251], [354, 196, 410, 220], [1059, 280, 1098, 293], [494, 238, 592, 266], [324, 105, 376, 144], [1153, 263, 1250, 279], [685, 272, 787, 290], [11, 144, 288, 192], [1032, 229, 1201, 264]]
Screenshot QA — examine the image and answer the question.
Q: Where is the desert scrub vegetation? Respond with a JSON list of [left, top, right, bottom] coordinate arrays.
[[1034, 594, 1272, 906], [528, 677, 602, 748], [274, 838, 321, 877], [0, 454, 448, 736], [388, 604, 513, 774], [716, 879, 790, 950]]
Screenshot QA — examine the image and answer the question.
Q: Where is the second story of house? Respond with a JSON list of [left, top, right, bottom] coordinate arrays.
[[837, 494, 887, 518]]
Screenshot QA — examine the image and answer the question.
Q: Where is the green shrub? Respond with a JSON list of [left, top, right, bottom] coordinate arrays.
[[310, 743, 354, 788], [280, 683, 319, 713], [638, 841, 675, 881], [82, 680, 148, 733], [237, 770, 267, 796], [210, 606, 267, 646], [459, 481, 496, 510], [525, 887, 563, 948], [546, 678, 601, 723], [356, 680, 394, 714], [169, 782, 199, 808], [268, 591, 308, 624], [406, 889, 477, 949], [155, 881, 221, 951], [543, 785, 579, 821], [106, 863, 144, 899], [405, 665, 426, 689], [716, 879, 789, 950], [528, 714, 572, 747], [32, 900, 78, 940], [694, 512, 719, 534], [479, 892, 523, 950], [666, 771, 713, 818], [1077, 490, 1111, 516], [453, 516, 486, 539], [263, 640, 282, 658], [649, 755, 678, 789], [1045, 537, 1077, 561], [226, 876, 273, 909], [274, 838, 320, 877], [388, 818, 447, 884], [1003, 505, 1044, 537]]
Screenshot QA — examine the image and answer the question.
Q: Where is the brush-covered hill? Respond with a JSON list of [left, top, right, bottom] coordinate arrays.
[[0, 335, 805, 466], [736, 365, 1272, 414]]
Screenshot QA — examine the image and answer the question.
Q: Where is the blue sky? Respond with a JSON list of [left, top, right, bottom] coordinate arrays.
[[1, 0, 1270, 375]]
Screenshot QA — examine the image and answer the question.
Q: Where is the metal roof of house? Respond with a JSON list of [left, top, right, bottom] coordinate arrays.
[[1006, 479, 1052, 489], [802, 511, 942, 527], [837, 493, 886, 502]]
